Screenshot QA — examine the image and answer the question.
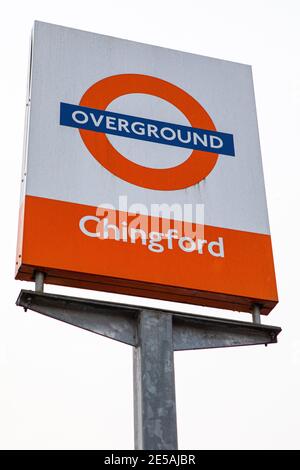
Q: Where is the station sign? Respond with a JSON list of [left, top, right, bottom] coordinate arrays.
[[16, 21, 278, 314]]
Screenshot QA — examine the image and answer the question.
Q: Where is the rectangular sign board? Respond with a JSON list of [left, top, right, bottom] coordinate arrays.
[[16, 21, 278, 315]]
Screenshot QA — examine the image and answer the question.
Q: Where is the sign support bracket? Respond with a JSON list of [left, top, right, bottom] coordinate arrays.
[[16, 286, 281, 450]]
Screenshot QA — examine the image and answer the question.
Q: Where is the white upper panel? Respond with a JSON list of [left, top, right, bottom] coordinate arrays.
[[25, 21, 270, 234]]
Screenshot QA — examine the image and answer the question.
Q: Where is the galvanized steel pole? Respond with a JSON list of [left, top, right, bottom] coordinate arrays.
[[35, 271, 45, 293], [252, 304, 261, 325], [133, 310, 178, 450]]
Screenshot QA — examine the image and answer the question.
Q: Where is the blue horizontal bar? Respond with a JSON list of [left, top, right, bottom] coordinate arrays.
[[60, 102, 235, 157]]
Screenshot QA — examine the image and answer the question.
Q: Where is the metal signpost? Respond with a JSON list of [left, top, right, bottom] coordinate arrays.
[[16, 272, 280, 450], [15, 22, 280, 449]]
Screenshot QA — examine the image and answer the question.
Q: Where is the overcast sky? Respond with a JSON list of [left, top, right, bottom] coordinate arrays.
[[1, 0, 299, 450]]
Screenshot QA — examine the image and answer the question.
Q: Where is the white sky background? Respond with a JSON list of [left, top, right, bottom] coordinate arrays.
[[0, 0, 299, 450]]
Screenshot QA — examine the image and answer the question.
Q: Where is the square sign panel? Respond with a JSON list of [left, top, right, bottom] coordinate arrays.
[[16, 21, 278, 315]]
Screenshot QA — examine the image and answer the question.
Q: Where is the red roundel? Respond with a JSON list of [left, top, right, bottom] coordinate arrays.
[[79, 74, 218, 190]]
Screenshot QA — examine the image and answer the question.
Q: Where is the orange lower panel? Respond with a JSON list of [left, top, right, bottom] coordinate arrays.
[[16, 195, 278, 314]]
